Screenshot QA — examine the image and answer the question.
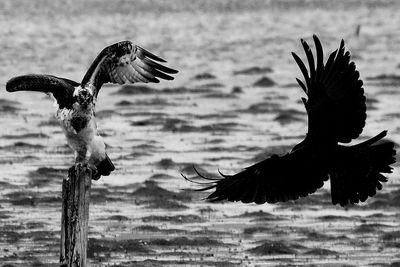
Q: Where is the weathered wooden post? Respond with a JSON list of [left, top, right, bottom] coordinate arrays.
[[60, 165, 92, 267]]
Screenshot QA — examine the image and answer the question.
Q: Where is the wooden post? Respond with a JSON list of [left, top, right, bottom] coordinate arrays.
[[60, 165, 92, 267]]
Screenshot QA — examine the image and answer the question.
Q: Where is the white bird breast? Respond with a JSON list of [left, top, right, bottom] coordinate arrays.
[[57, 106, 98, 158]]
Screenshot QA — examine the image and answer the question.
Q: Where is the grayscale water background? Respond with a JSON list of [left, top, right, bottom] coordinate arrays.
[[0, 0, 399, 266]]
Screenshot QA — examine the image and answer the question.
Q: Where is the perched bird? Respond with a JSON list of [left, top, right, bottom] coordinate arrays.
[[185, 35, 396, 207], [6, 41, 178, 180]]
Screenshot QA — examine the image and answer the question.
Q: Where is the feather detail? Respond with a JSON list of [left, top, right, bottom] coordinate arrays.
[[81, 41, 178, 96]]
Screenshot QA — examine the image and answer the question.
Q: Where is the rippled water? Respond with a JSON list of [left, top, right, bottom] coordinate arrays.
[[0, 0, 400, 266]]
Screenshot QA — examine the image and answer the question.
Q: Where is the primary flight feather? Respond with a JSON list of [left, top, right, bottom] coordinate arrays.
[[6, 41, 178, 180], [185, 35, 396, 207]]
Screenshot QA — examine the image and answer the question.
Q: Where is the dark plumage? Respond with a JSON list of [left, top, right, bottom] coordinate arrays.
[[6, 41, 178, 179], [185, 35, 396, 207], [6, 41, 178, 107], [6, 75, 78, 109]]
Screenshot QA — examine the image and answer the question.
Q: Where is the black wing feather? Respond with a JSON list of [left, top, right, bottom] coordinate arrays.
[[291, 52, 311, 91], [301, 40, 316, 81], [294, 35, 366, 143], [185, 35, 384, 206], [81, 41, 178, 97], [6, 74, 76, 109], [191, 150, 329, 204]]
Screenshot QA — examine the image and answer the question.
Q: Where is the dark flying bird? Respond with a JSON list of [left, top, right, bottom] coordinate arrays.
[[6, 41, 178, 180], [185, 35, 396, 207]]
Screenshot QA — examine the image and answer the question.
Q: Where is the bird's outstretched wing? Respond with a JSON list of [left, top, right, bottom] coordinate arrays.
[[185, 147, 329, 204], [81, 41, 178, 97], [292, 35, 366, 144], [186, 35, 365, 204], [6, 74, 79, 109]]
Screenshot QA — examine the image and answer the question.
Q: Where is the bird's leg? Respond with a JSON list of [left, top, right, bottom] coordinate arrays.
[[84, 150, 98, 176], [69, 161, 92, 176], [87, 157, 100, 180], [75, 148, 86, 162], [74, 149, 98, 178], [74, 149, 91, 171], [75, 149, 88, 168], [73, 161, 98, 180]]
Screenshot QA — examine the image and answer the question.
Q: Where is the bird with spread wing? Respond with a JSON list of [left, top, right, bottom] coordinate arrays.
[[6, 41, 178, 180], [184, 35, 396, 207]]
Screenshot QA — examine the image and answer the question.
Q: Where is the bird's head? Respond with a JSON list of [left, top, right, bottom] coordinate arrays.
[[75, 87, 94, 108]]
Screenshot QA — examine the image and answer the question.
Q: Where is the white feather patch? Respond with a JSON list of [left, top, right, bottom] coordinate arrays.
[[73, 86, 81, 97]]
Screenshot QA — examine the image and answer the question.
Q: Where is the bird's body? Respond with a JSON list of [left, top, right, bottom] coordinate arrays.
[[7, 41, 178, 180], [186, 35, 396, 207], [57, 98, 99, 162]]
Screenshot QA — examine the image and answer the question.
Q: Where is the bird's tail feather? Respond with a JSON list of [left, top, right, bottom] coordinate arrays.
[[93, 154, 115, 180], [330, 131, 396, 206]]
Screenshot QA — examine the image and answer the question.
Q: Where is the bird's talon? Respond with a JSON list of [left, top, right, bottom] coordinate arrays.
[[75, 161, 89, 170]]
